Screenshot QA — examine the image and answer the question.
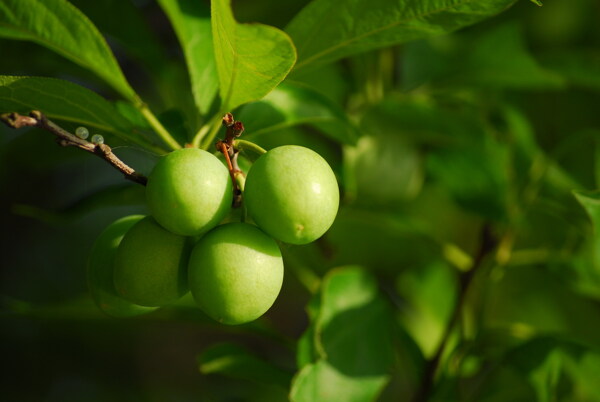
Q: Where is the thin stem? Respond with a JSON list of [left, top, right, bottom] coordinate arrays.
[[200, 117, 226, 150], [138, 104, 181, 151], [1, 111, 147, 185], [411, 224, 498, 402], [192, 114, 221, 148], [233, 139, 267, 158]]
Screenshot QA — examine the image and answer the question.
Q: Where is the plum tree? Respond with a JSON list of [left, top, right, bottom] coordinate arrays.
[[244, 145, 340, 245], [146, 148, 233, 236], [113, 216, 191, 307], [188, 223, 284, 325], [87, 215, 157, 317]]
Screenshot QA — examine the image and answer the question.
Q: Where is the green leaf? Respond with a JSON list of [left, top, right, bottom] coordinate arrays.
[[286, 0, 518, 72], [424, 106, 511, 221], [455, 23, 564, 89], [396, 261, 458, 357], [0, 0, 136, 100], [0, 76, 154, 149], [402, 23, 565, 90], [238, 82, 358, 145], [0, 76, 125, 131], [211, 0, 296, 111], [573, 190, 600, 267], [158, 0, 218, 115], [530, 0, 543, 5], [343, 100, 426, 205], [541, 50, 600, 91], [290, 266, 394, 402], [505, 337, 600, 402], [198, 343, 292, 388]]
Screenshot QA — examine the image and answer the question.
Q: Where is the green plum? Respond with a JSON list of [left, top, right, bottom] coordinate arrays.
[[244, 145, 339, 245], [188, 223, 284, 325], [87, 215, 157, 317], [146, 148, 233, 236], [114, 216, 191, 307]]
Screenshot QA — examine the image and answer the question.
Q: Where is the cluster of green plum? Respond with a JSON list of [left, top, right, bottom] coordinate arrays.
[[88, 145, 339, 324]]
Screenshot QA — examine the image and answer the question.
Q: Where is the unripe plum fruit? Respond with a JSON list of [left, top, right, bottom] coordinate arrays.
[[146, 148, 233, 236], [114, 216, 191, 307], [188, 223, 284, 325], [87, 215, 157, 317], [244, 145, 339, 245]]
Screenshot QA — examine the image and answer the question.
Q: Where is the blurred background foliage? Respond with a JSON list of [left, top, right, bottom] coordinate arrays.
[[2, 0, 600, 401]]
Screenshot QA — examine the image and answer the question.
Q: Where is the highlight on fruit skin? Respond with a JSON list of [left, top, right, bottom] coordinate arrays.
[[146, 148, 233, 237], [244, 145, 340, 245], [87, 215, 157, 317], [188, 223, 284, 325], [113, 216, 191, 307]]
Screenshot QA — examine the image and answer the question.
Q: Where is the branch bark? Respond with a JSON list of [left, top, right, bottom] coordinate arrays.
[[1, 111, 147, 185]]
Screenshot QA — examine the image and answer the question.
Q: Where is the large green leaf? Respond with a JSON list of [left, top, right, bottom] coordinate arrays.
[[0, 0, 136, 100], [158, 0, 218, 115], [238, 82, 358, 145], [290, 267, 395, 402], [211, 0, 296, 111], [286, 0, 517, 72], [0, 76, 154, 149]]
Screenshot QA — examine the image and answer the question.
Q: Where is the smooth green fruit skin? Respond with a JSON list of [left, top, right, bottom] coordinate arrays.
[[114, 216, 191, 307], [87, 215, 157, 317], [146, 148, 233, 236], [188, 223, 284, 325], [244, 145, 340, 245]]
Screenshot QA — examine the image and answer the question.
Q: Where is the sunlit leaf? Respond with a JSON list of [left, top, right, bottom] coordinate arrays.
[[0, 0, 136, 100], [158, 0, 218, 115], [290, 267, 394, 402], [287, 0, 518, 72], [211, 0, 296, 111]]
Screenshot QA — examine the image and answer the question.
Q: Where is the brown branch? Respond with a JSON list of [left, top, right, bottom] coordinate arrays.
[[216, 113, 246, 208], [411, 224, 498, 402], [1, 111, 147, 185]]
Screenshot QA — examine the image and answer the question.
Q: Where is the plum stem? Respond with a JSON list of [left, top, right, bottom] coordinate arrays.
[[0, 111, 147, 185]]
